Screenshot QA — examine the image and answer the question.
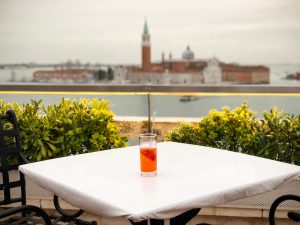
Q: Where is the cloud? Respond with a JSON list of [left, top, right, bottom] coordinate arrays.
[[0, 0, 299, 64]]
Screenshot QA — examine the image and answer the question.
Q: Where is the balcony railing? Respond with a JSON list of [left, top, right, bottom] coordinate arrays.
[[1, 83, 300, 93]]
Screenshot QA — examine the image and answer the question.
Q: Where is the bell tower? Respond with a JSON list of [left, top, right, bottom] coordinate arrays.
[[141, 20, 151, 71]]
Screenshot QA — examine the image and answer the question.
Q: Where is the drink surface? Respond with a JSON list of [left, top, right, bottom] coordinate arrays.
[[140, 147, 157, 172]]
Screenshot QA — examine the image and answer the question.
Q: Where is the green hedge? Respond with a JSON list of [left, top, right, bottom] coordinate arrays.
[[0, 98, 127, 162], [166, 102, 300, 165]]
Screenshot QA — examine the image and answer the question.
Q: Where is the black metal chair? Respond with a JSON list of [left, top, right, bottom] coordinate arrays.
[[0, 110, 96, 225], [269, 194, 300, 225]]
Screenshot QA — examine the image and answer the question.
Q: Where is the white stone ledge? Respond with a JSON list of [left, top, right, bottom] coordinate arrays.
[[114, 116, 200, 122]]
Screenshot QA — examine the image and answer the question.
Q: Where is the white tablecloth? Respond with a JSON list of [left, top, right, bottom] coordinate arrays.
[[19, 142, 300, 222]]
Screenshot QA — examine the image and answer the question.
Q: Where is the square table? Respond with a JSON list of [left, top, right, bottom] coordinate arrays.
[[19, 142, 300, 224]]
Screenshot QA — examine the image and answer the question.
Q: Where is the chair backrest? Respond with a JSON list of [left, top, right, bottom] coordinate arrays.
[[0, 110, 28, 206]]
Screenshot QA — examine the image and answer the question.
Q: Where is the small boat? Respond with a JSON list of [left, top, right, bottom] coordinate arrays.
[[285, 72, 300, 80], [180, 96, 199, 102]]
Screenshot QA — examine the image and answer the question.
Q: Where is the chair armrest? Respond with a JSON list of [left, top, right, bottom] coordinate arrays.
[[269, 194, 300, 225]]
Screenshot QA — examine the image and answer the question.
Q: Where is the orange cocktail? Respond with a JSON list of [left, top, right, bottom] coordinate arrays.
[[139, 133, 157, 176], [140, 147, 157, 173]]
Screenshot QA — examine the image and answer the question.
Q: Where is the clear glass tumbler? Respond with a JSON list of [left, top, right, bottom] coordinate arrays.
[[139, 133, 157, 177]]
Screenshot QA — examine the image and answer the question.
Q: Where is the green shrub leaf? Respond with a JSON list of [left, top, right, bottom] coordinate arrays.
[[166, 101, 299, 165], [0, 98, 128, 162]]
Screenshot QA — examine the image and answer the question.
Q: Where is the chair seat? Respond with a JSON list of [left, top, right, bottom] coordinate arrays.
[[288, 211, 300, 222], [0, 205, 52, 225]]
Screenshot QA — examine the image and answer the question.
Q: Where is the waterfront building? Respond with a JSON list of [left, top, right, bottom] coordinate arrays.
[[141, 21, 151, 72], [33, 69, 94, 83], [221, 63, 270, 84], [203, 57, 222, 84], [126, 20, 270, 85]]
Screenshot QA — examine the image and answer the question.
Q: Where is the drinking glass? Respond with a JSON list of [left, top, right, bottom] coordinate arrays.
[[139, 133, 157, 176]]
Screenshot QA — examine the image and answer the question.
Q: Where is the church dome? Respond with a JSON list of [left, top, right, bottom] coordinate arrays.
[[182, 45, 194, 60]]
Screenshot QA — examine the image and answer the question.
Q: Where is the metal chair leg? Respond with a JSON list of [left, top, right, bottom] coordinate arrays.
[[130, 208, 202, 225], [129, 220, 148, 225], [170, 208, 201, 225]]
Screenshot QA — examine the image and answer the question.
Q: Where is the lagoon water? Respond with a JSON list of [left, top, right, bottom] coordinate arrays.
[[1, 93, 300, 118], [1, 64, 300, 118]]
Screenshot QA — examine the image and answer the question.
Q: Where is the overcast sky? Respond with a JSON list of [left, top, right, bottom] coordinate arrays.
[[0, 0, 300, 65]]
